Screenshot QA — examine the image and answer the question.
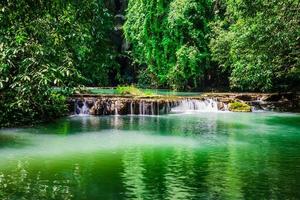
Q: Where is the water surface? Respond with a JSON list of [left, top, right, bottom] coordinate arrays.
[[0, 112, 300, 199], [87, 88, 201, 96]]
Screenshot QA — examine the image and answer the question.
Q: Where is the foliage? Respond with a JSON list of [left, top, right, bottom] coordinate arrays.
[[228, 102, 251, 112], [116, 85, 154, 96], [0, 0, 117, 127], [124, 0, 212, 90], [57, 1, 119, 86], [0, 162, 82, 200], [210, 0, 300, 91], [116, 85, 143, 95]]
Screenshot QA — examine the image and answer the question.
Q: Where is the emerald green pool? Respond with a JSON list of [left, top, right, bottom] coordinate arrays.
[[87, 88, 201, 96], [0, 112, 300, 199]]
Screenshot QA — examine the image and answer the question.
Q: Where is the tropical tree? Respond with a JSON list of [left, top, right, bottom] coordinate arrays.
[[210, 0, 300, 91], [124, 0, 212, 90]]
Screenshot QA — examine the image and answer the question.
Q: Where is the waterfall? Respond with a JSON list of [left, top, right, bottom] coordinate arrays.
[[151, 102, 154, 115], [171, 99, 222, 113], [167, 101, 170, 113], [139, 102, 142, 115], [73, 98, 228, 116], [130, 102, 134, 115], [224, 103, 229, 111], [76, 100, 90, 115], [142, 101, 146, 115], [115, 101, 119, 115]]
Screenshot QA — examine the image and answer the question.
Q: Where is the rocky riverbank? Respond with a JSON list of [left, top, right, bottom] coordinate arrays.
[[68, 92, 300, 115]]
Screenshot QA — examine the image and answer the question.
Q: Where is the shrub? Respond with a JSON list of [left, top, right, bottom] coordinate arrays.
[[228, 102, 252, 112], [116, 86, 154, 96]]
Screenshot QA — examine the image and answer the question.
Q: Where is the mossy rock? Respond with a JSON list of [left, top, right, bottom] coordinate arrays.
[[116, 85, 156, 96], [228, 102, 252, 112]]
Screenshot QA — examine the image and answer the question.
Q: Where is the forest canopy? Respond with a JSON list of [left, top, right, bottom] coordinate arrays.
[[123, 0, 299, 91], [124, 0, 212, 90], [209, 0, 300, 91], [0, 0, 118, 126]]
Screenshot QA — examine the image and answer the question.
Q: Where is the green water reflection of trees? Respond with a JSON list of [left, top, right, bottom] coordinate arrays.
[[1, 115, 300, 199]]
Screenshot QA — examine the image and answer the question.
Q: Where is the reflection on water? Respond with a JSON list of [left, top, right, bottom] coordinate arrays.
[[0, 134, 17, 148], [0, 162, 76, 200], [0, 113, 300, 199], [164, 148, 197, 200], [122, 148, 147, 199]]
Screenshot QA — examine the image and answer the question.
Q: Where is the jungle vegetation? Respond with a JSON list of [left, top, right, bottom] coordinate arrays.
[[0, 0, 299, 126]]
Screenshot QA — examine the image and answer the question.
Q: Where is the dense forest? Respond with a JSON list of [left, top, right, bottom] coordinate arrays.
[[0, 0, 299, 126]]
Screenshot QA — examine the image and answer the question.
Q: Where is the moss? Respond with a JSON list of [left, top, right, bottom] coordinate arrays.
[[116, 85, 143, 95], [229, 102, 252, 112], [116, 86, 155, 96]]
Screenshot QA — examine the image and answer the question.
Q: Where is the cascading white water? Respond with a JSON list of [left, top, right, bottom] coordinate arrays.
[[139, 102, 142, 115], [167, 102, 170, 113], [130, 102, 134, 115], [151, 102, 154, 115], [171, 99, 223, 113], [224, 103, 229, 111], [115, 101, 119, 115], [142, 101, 146, 115], [76, 100, 90, 115], [74, 98, 228, 116]]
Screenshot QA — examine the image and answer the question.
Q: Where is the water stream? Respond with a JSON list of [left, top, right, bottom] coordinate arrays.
[[75, 98, 227, 115], [0, 112, 300, 199], [171, 99, 220, 113]]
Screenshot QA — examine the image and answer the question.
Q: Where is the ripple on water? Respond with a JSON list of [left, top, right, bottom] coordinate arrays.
[[0, 113, 299, 199]]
